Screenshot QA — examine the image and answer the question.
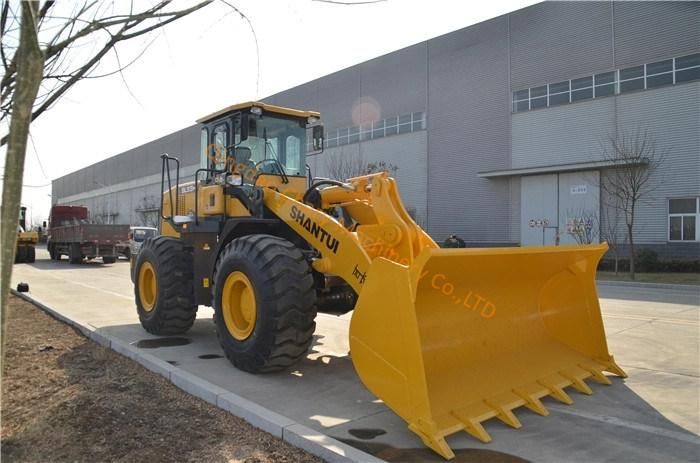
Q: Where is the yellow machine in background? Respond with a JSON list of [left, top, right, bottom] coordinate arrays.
[[16, 206, 37, 263], [133, 102, 625, 460]]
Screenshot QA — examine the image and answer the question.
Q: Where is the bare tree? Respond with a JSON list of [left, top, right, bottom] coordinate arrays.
[[324, 150, 398, 181], [565, 208, 599, 245], [0, 1, 44, 374], [1, 1, 213, 138], [600, 198, 624, 275], [0, 0, 212, 371], [599, 128, 663, 279], [135, 195, 160, 228]]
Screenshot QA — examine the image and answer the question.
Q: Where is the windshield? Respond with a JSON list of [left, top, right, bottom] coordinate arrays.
[[133, 229, 156, 242], [238, 116, 306, 176]]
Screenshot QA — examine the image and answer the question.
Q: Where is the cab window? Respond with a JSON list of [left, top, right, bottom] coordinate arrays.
[[211, 124, 228, 170], [286, 135, 301, 174]]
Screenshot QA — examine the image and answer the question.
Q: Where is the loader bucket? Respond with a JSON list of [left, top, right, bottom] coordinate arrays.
[[349, 243, 626, 460]]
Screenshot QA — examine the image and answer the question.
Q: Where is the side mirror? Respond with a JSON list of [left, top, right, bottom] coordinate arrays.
[[311, 125, 324, 152]]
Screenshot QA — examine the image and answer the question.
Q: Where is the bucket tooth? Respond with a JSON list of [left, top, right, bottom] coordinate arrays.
[[580, 363, 612, 385], [538, 376, 574, 405], [409, 420, 454, 460], [485, 392, 525, 428], [452, 404, 495, 443], [560, 368, 593, 395], [485, 401, 522, 429], [602, 357, 628, 378], [513, 388, 550, 416]]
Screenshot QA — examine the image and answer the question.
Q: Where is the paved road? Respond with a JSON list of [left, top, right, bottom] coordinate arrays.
[[11, 247, 700, 462]]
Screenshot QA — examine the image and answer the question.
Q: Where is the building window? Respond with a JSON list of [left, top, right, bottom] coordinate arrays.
[[668, 198, 699, 241], [513, 89, 529, 112], [385, 116, 398, 136], [646, 59, 673, 88], [349, 126, 360, 144], [398, 114, 412, 134], [619, 65, 645, 93], [513, 52, 700, 113], [571, 76, 593, 101], [676, 53, 700, 83], [548, 80, 570, 106], [594, 71, 616, 97], [322, 111, 427, 148], [412, 111, 426, 130], [530, 85, 547, 109]]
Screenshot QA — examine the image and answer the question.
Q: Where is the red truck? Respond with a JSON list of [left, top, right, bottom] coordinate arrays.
[[47, 205, 129, 264]]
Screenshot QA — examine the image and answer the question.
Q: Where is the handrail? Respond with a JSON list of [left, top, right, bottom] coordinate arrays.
[[159, 154, 180, 232]]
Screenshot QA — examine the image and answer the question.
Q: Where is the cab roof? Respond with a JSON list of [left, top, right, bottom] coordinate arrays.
[[196, 101, 321, 124]]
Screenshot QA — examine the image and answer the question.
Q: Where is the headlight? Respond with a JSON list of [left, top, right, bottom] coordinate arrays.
[[307, 116, 318, 125], [250, 106, 263, 116]]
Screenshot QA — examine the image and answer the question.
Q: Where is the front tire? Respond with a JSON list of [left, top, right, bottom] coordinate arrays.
[[15, 247, 26, 263], [69, 243, 82, 264], [213, 235, 317, 373], [26, 246, 36, 263], [134, 237, 197, 335]]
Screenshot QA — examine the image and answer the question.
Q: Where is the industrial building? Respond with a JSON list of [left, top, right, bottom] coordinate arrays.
[[53, 1, 700, 258]]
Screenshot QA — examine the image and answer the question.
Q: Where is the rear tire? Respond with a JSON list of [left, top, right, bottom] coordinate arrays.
[[15, 247, 26, 263], [103, 256, 116, 264], [69, 243, 82, 264], [134, 237, 197, 335], [213, 235, 317, 373], [48, 242, 56, 260]]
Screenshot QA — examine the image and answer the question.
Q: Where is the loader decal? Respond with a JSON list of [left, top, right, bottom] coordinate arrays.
[[290, 206, 340, 254], [351, 264, 367, 284]]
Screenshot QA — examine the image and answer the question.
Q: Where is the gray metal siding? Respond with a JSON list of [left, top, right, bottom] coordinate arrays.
[[358, 43, 427, 121], [49, 0, 699, 253], [613, 1, 700, 68], [427, 16, 512, 242], [314, 132, 428, 228], [266, 81, 319, 117], [512, 97, 616, 168], [53, 125, 199, 201], [509, 176, 521, 243], [362, 132, 428, 227], [614, 82, 700, 244], [509, 1, 613, 89], [308, 67, 360, 130]]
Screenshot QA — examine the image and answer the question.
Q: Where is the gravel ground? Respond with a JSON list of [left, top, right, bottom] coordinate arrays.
[[1, 295, 323, 463]]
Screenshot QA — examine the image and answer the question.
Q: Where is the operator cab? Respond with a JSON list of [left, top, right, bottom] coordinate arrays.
[[196, 102, 324, 188]]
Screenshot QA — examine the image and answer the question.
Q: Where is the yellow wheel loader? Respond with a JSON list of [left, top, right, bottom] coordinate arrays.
[[16, 206, 38, 263], [133, 101, 626, 459]]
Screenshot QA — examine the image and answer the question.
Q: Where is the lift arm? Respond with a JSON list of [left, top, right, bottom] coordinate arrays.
[[262, 172, 437, 292]]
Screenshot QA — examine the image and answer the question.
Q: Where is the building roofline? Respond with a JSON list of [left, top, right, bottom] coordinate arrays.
[[478, 158, 649, 178]]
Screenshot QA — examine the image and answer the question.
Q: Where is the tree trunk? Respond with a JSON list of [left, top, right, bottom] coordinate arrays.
[[1, 1, 45, 373], [627, 223, 635, 280]]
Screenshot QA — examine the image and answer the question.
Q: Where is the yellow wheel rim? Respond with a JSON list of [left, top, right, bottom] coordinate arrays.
[[138, 261, 157, 312], [222, 271, 257, 341]]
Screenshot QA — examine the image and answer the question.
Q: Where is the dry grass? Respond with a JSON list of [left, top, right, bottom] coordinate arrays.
[[1, 295, 322, 463]]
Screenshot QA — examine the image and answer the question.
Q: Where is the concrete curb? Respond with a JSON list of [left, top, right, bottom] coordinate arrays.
[[10, 289, 383, 463], [597, 279, 700, 292]]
